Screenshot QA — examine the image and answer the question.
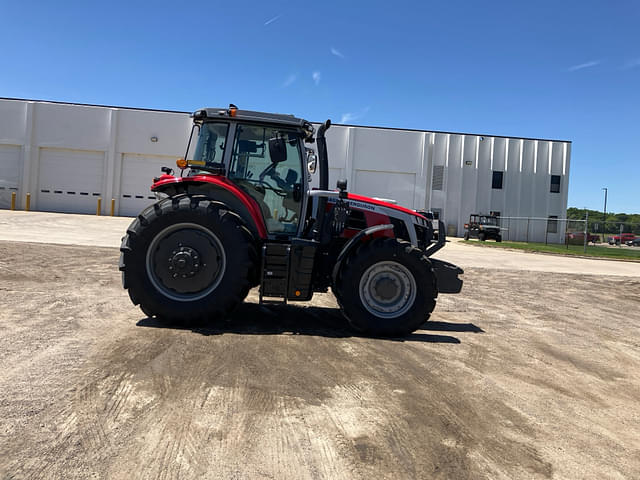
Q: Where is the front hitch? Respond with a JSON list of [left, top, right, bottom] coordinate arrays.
[[425, 219, 447, 256], [430, 258, 463, 294]]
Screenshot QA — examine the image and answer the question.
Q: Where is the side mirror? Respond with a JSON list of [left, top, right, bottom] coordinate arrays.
[[306, 150, 317, 174], [268, 137, 287, 163]]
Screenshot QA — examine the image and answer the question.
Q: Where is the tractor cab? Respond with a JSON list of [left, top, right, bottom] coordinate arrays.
[[183, 106, 315, 237]]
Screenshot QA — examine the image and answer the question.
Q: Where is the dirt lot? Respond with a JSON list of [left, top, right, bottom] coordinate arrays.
[[1, 240, 639, 479]]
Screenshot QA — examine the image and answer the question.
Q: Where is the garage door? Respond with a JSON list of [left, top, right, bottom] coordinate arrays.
[[0, 145, 21, 209], [38, 148, 105, 214], [119, 153, 177, 217]]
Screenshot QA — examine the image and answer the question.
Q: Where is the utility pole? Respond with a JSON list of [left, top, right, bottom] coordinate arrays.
[[584, 210, 588, 254], [602, 187, 608, 240]]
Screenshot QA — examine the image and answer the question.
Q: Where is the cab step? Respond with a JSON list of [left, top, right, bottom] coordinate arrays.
[[259, 243, 291, 305]]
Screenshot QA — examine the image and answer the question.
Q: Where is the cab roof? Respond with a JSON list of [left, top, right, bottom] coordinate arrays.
[[193, 106, 309, 128]]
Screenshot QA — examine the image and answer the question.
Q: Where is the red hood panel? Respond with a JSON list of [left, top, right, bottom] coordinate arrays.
[[346, 193, 425, 220]]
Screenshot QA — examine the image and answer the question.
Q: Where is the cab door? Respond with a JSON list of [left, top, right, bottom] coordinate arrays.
[[228, 124, 304, 235]]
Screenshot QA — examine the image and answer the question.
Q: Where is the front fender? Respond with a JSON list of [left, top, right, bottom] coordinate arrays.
[[331, 224, 394, 284]]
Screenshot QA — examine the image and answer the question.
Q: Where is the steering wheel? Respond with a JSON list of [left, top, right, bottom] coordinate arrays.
[[242, 178, 287, 197], [258, 163, 277, 181]]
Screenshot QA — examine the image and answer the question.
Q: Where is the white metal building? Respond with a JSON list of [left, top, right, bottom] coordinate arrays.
[[0, 98, 571, 241]]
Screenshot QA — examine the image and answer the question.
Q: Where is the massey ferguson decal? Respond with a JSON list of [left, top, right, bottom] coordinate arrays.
[[328, 197, 377, 212]]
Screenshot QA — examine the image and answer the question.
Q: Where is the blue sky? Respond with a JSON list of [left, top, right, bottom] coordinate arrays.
[[1, 0, 638, 212]]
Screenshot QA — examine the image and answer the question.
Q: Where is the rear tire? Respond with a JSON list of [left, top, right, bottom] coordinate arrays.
[[464, 231, 470, 241], [496, 235, 502, 242], [120, 195, 256, 325], [334, 238, 437, 337], [478, 232, 486, 241]]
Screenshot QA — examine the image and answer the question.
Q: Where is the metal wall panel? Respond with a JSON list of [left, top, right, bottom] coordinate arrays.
[[353, 169, 416, 208], [0, 101, 27, 144], [460, 136, 479, 231], [445, 135, 463, 235], [34, 103, 110, 150], [475, 136, 492, 216], [0, 145, 21, 208], [350, 127, 422, 173]]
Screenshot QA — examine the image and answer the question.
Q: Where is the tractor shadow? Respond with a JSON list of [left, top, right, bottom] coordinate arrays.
[[136, 303, 484, 343]]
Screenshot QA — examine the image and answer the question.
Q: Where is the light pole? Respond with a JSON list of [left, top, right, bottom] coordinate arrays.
[[602, 187, 608, 238]]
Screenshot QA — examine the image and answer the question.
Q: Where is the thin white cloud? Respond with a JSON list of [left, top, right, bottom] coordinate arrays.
[[312, 71, 321, 86], [567, 60, 600, 72], [622, 58, 640, 69], [340, 106, 370, 124], [340, 113, 356, 123], [330, 47, 345, 59], [264, 14, 282, 26], [282, 74, 297, 87]]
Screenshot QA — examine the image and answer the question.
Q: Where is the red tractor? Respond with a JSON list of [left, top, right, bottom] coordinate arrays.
[[120, 105, 463, 336]]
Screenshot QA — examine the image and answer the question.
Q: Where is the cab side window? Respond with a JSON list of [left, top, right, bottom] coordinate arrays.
[[229, 124, 303, 234]]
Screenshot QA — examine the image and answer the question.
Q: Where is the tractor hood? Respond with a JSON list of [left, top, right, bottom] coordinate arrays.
[[344, 193, 428, 221]]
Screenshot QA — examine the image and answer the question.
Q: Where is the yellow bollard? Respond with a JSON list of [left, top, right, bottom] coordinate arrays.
[[25, 193, 31, 211], [110, 198, 115, 216], [96, 197, 102, 216], [11, 191, 16, 210]]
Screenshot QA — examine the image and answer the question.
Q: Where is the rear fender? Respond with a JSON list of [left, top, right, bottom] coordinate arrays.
[[153, 180, 267, 239]]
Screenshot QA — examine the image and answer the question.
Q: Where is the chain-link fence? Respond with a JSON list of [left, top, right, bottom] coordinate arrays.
[[493, 216, 640, 251], [589, 220, 640, 244]]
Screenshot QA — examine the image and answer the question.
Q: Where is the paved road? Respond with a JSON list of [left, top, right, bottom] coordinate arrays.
[[1, 210, 639, 276], [0, 210, 132, 248], [432, 239, 640, 277]]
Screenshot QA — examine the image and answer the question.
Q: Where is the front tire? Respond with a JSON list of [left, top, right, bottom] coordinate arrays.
[[120, 195, 256, 324], [334, 238, 437, 337]]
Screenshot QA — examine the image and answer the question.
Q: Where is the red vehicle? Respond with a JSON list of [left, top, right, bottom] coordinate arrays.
[[119, 105, 463, 336], [565, 232, 600, 245], [608, 233, 637, 245]]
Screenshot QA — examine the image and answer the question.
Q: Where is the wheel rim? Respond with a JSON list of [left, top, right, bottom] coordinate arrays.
[[145, 222, 226, 302], [358, 261, 417, 319]]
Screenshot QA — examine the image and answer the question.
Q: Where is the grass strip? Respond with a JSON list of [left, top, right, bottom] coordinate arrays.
[[463, 240, 640, 261]]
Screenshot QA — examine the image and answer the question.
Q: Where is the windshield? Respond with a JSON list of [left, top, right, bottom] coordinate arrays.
[[480, 216, 498, 225], [191, 122, 229, 166]]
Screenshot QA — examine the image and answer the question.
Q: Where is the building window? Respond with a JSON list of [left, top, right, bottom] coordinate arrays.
[[492, 171, 503, 189], [547, 215, 558, 233], [432, 165, 444, 191], [550, 175, 561, 193]]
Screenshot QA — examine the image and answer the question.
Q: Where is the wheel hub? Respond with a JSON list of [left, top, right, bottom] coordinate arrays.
[[146, 223, 226, 301], [168, 246, 205, 278], [359, 261, 417, 319], [372, 276, 400, 302]]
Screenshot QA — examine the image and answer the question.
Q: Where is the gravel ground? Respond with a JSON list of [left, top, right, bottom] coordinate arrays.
[[0, 240, 639, 479]]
